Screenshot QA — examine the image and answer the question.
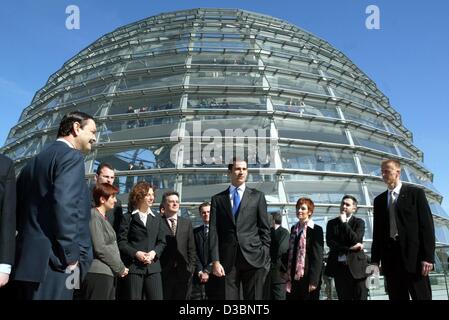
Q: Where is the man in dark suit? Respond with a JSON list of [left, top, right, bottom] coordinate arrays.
[[0, 154, 16, 298], [160, 191, 196, 300], [210, 158, 271, 300], [13, 111, 97, 300], [93, 163, 123, 233], [263, 211, 289, 300], [325, 195, 368, 300], [371, 159, 435, 300], [191, 202, 223, 300]]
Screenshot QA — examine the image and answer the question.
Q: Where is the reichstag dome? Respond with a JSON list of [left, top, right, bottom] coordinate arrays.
[[2, 8, 448, 296]]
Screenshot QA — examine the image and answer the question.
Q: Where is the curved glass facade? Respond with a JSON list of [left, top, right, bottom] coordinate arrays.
[[2, 9, 448, 275]]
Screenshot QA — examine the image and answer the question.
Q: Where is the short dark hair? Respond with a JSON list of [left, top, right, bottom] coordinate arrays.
[[341, 195, 358, 207], [227, 156, 248, 171], [272, 211, 283, 225], [96, 162, 114, 175], [161, 190, 180, 206], [57, 111, 94, 137], [92, 183, 118, 207], [199, 202, 211, 213]]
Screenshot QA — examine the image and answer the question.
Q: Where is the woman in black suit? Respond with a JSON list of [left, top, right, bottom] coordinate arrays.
[[285, 197, 324, 300], [118, 182, 167, 300]]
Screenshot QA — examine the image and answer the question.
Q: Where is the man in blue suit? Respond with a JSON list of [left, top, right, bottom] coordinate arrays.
[[13, 111, 97, 300]]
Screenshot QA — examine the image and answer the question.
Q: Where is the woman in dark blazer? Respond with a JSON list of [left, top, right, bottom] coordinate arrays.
[[285, 197, 324, 300], [118, 182, 167, 300], [81, 183, 128, 300]]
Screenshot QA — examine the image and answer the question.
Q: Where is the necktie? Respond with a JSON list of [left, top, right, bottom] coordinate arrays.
[[389, 191, 398, 239], [204, 225, 209, 238], [232, 188, 241, 216], [169, 218, 177, 236]]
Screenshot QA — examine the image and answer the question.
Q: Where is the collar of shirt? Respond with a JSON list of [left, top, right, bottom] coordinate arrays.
[[56, 138, 75, 149], [229, 183, 246, 197], [131, 208, 155, 217], [346, 214, 353, 223], [166, 214, 177, 222], [388, 182, 403, 202], [299, 219, 315, 229]]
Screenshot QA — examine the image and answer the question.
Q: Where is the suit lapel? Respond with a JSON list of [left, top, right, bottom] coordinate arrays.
[[222, 189, 235, 224], [132, 212, 147, 229], [237, 187, 251, 218], [396, 185, 408, 211]]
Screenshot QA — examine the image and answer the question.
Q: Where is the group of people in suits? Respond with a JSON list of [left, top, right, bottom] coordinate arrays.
[[0, 110, 437, 301]]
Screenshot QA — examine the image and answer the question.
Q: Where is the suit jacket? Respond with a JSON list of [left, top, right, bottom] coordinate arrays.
[[118, 211, 167, 274], [287, 222, 324, 287], [90, 189, 123, 234], [325, 216, 368, 279], [0, 154, 16, 267], [371, 184, 435, 274], [88, 208, 125, 277], [194, 225, 211, 275], [13, 141, 93, 282], [209, 187, 271, 272], [160, 215, 197, 278], [269, 226, 289, 283]]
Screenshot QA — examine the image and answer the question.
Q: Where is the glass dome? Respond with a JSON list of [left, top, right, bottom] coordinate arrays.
[[1, 8, 447, 249]]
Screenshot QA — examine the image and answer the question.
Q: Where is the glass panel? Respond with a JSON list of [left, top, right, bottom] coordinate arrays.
[[182, 141, 275, 169], [184, 115, 271, 137], [276, 118, 348, 144], [97, 117, 179, 142], [266, 74, 326, 95], [108, 94, 181, 115], [359, 154, 382, 177], [332, 87, 378, 111], [343, 107, 388, 132], [404, 165, 439, 193], [351, 131, 398, 155], [279, 145, 357, 173], [430, 201, 449, 220], [283, 175, 365, 205], [261, 55, 319, 75], [125, 54, 187, 71], [63, 82, 110, 103], [397, 145, 418, 161], [435, 223, 449, 244], [187, 94, 266, 110], [94, 145, 176, 172], [324, 68, 377, 96], [191, 39, 251, 50], [114, 174, 175, 201], [189, 70, 262, 86], [367, 181, 387, 203], [256, 40, 309, 59], [191, 53, 258, 65], [117, 73, 184, 91], [181, 173, 279, 202], [272, 97, 339, 118]]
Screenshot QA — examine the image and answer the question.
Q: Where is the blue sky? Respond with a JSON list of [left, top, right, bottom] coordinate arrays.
[[0, 0, 448, 212]]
